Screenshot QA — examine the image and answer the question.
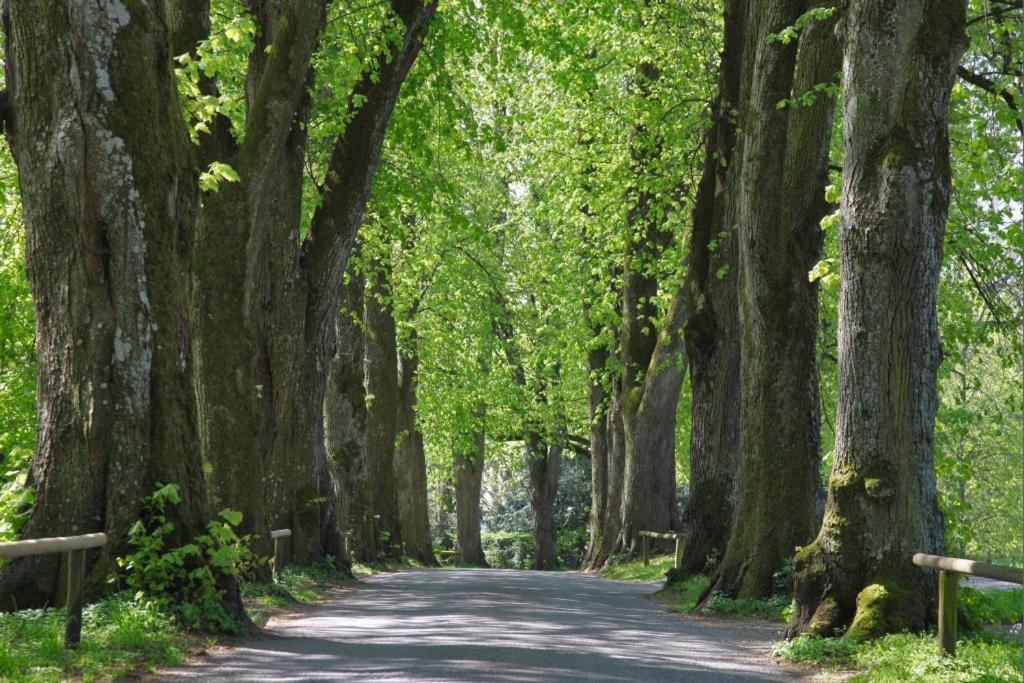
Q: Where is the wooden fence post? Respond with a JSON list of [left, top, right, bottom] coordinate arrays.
[[274, 536, 285, 578], [674, 535, 683, 570], [642, 535, 649, 566], [938, 569, 957, 655], [64, 548, 86, 648]]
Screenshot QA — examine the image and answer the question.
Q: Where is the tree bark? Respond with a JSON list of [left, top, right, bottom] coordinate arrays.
[[675, 0, 745, 581], [615, 58, 680, 558], [529, 438, 563, 570], [707, 0, 840, 600], [323, 272, 368, 568], [363, 274, 403, 559], [588, 376, 626, 569], [190, 0, 436, 565], [0, 0, 217, 609], [584, 343, 609, 567], [621, 293, 688, 556], [396, 334, 437, 565], [454, 429, 488, 567], [790, 0, 965, 638]]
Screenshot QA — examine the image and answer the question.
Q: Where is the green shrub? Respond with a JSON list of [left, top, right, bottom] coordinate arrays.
[[482, 531, 533, 568], [118, 483, 250, 632], [960, 587, 1023, 632]]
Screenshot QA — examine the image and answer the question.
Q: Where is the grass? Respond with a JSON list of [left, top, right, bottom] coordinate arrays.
[[774, 632, 1023, 682], [658, 574, 712, 613], [598, 554, 677, 581], [704, 594, 792, 622], [0, 594, 189, 682], [241, 560, 353, 609]]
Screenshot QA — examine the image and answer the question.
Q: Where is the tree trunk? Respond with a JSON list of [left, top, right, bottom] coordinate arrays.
[[616, 58, 678, 557], [589, 378, 626, 569], [190, 0, 434, 566], [454, 430, 488, 567], [790, 0, 965, 638], [584, 343, 609, 567], [363, 276, 403, 558], [622, 293, 688, 557], [675, 0, 744, 581], [0, 1, 217, 609], [396, 336, 437, 565], [530, 439, 563, 570], [707, 0, 840, 600], [323, 273, 368, 568]]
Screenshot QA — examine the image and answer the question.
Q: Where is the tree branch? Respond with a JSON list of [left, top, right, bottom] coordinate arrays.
[[957, 66, 1024, 137], [301, 0, 438, 328]]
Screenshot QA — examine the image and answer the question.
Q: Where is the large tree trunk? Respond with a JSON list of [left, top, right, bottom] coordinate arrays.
[[623, 293, 688, 553], [790, 0, 965, 639], [0, 1, 219, 609], [363, 276, 403, 558], [584, 343, 610, 567], [529, 439, 562, 570], [396, 336, 437, 565], [589, 378, 626, 569], [706, 0, 840, 600], [190, 0, 435, 566], [675, 0, 744, 581], [454, 430, 488, 567], [323, 273, 368, 569], [616, 59, 679, 557]]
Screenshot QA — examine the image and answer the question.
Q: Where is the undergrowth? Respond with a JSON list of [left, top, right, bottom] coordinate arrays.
[[774, 631, 1023, 682], [0, 594, 189, 682]]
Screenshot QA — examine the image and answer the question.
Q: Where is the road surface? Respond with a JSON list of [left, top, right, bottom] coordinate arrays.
[[159, 569, 798, 681]]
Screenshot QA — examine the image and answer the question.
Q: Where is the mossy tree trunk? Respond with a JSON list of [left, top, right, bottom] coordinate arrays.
[[707, 0, 841, 600], [615, 57, 681, 558], [789, 0, 965, 639], [191, 0, 436, 565], [323, 272, 368, 569], [0, 0, 222, 610], [454, 427, 488, 567], [674, 0, 744, 582], [363, 272, 403, 559], [396, 333, 437, 565]]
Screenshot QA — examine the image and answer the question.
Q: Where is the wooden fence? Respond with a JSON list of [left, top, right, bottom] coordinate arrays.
[[912, 552, 1023, 656], [0, 532, 108, 648], [639, 530, 684, 570]]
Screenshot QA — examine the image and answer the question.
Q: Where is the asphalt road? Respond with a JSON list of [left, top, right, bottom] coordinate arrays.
[[158, 568, 797, 682]]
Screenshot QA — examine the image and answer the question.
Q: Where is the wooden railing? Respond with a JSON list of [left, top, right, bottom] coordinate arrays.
[[912, 552, 1024, 655], [639, 530, 684, 570], [270, 529, 291, 576], [0, 532, 108, 648]]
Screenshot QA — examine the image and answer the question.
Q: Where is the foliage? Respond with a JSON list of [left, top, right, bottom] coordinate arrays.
[[0, 594, 187, 682], [478, 528, 588, 569], [117, 484, 250, 632], [960, 587, 1024, 633], [774, 632, 1023, 682], [0, 137, 35, 544]]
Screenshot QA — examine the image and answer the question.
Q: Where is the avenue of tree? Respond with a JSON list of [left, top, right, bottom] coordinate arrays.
[[0, 0, 1020, 644]]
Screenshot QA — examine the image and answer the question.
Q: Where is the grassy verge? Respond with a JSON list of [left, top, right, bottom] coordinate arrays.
[[774, 632, 1023, 682], [598, 554, 676, 581], [0, 594, 190, 682], [0, 557, 427, 681], [658, 574, 712, 613]]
